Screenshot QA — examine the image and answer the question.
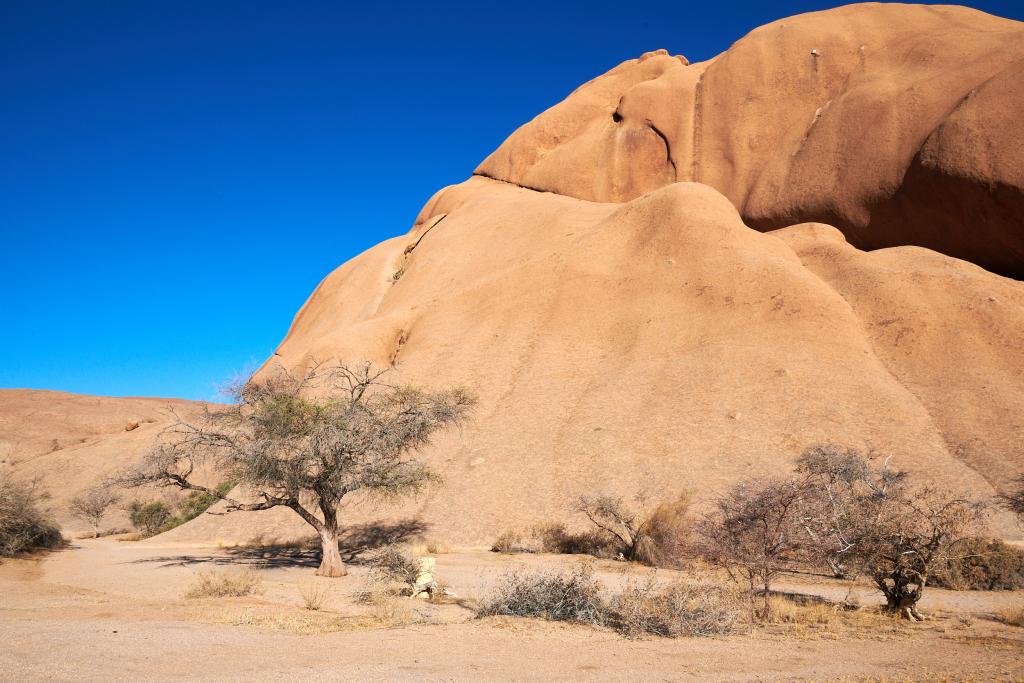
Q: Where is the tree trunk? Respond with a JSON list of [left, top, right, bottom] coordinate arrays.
[[879, 573, 924, 621], [316, 528, 347, 577]]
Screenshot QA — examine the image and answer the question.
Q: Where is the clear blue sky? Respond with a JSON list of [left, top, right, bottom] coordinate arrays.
[[2, 1, 1020, 401]]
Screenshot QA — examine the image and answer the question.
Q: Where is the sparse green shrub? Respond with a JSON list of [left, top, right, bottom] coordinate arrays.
[[127, 500, 171, 537], [476, 564, 605, 625], [184, 567, 263, 598], [161, 480, 236, 532], [0, 476, 62, 557], [929, 537, 1024, 590], [609, 577, 740, 638]]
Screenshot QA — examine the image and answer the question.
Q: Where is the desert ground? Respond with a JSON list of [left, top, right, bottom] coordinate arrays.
[[2, 537, 1023, 682]]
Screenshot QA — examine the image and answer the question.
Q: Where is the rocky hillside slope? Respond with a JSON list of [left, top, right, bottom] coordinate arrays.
[[0, 390, 204, 533]]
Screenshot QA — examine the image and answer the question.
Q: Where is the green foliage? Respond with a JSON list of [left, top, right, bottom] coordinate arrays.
[[127, 500, 171, 536], [161, 480, 237, 532]]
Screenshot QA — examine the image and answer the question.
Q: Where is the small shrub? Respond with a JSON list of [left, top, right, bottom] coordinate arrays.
[[634, 495, 692, 568], [476, 564, 605, 625], [424, 539, 450, 554], [929, 537, 1024, 591], [184, 567, 263, 598], [127, 500, 171, 537], [576, 492, 692, 567], [298, 581, 329, 611], [69, 487, 119, 538], [0, 476, 62, 557], [491, 529, 525, 553], [529, 522, 570, 553], [491, 523, 623, 558], [609, 577, 740, 638], [370, 546, 421, 587]]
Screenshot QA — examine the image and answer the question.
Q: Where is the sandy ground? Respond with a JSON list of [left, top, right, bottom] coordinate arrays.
[[2, 539, 1023, 682]]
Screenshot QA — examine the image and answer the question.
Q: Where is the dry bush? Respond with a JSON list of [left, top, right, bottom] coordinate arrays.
[[634, 495, 692, 568], [997, 606, 1024, 628], [370, 546, 421, 587], [530, 521, 569, 553], [298, 581, 329, 611], [928, 537, 1024, 590], [491, 529, 525, 553], [609, 577, 740, 638], [424, 539, 450, 554], [0, 476, 62, 557], [758, 595, 901, 638], [69, 487, 119, 538], [184, 567, 264, 598], [575, 492, 692, 567], [476, 564, 605, 625], [697, 477, 811, 619]]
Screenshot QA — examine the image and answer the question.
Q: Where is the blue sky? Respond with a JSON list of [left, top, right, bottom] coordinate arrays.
[[2, 1, 1021, 400]]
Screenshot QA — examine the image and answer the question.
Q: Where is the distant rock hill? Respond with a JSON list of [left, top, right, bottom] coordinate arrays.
[[0, 390, 204, 533]]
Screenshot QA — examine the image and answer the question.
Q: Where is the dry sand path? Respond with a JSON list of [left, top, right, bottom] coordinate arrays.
[[1, 540, 1023, 681]]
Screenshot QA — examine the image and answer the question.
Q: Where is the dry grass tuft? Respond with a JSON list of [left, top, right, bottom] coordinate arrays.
[[298, 580, 329, 611], [996, 606, 1024, 628], [424, 539, 451, 555], [184, 567, 263, 599], [757, 595, 902, 639]]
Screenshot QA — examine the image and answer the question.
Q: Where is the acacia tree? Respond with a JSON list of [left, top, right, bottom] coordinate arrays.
[[697, 477, 813, 618], [120, 363, 474, 577], [797, 445, 985, 620], [69, 487, 119, 538]]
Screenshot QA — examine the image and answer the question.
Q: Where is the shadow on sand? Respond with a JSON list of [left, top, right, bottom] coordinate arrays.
[[129, 519, 429, 570]]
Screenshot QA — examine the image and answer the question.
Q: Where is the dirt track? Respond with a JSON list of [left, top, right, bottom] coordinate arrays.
[[2, 540, 1023, 681]]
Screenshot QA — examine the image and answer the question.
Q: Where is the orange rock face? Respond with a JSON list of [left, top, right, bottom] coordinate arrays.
[[252, 4, 1024, 543], [9, 5, 1022, 546], [477, 4, 1024, 277], [263, 176, 1023, 543]]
